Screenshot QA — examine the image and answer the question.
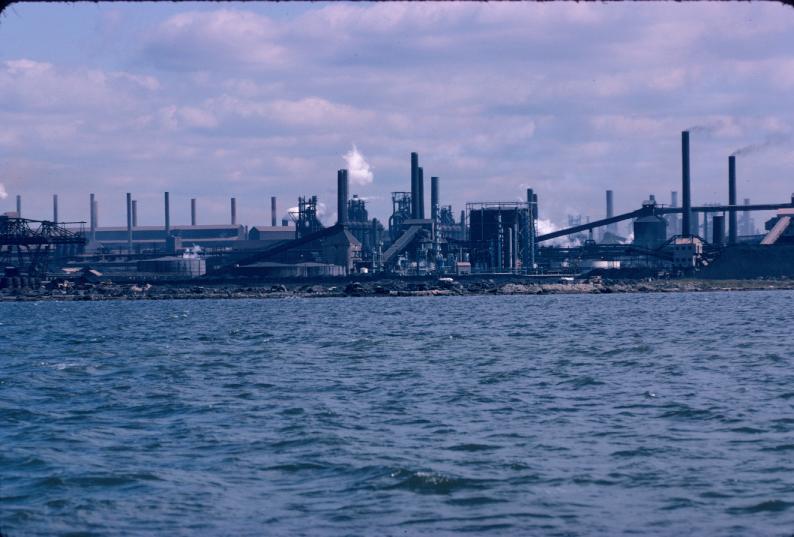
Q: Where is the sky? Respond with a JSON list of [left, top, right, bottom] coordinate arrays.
[[1, 1, 794, 229]]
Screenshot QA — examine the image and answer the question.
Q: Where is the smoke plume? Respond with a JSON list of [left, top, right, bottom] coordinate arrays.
[[343, 144, 374, 186], [731, 134, 789, 157], [0, 183, 7, 200]]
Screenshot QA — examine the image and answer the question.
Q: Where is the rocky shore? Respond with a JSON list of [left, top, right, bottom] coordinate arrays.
[[1, 276, 793, 302]]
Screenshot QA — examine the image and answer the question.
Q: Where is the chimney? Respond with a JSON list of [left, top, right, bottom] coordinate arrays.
[[271, 196, 277, 227], [90, 193, 96, 241], [533, 193, 539, 221], [681, 131, 692, 237], [132, 200, 138, 227], [728, 155, 737, 245], [431, 176, 439, 222], [16, 194, 21, 218], [410, 152, 419, 219], [126, 193, 133, 253], [190, 198, 197, 226], [164, 192, 170, 235], [418, 167, 425, 219], [93, 198, 99, 228], [337, 169, 349, 225], [52, 194, 58, 224], [231, 197, 237, 226]]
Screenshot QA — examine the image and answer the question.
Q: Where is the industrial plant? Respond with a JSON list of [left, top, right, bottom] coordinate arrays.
[[2, 130, 794, 289]]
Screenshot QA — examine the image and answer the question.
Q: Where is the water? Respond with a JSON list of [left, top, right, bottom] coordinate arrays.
[[2, 292, 793, 536]]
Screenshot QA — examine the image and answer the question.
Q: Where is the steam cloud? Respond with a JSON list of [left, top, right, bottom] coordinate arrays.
[[343, 144, 374, 186], [0, 183, 7, 200]]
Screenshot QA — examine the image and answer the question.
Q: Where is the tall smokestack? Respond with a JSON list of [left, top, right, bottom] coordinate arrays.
[[132, 200, 138, 227], [231, 197, 237, 226], [271, 196, 277, 227], [90, 193, 96, 242], [728, 155, 737, 245], [418, 167, 425, 219], [52, 194, 58, 223], [16, 195, 21, 218], [190, 198, 197, 226], [431, 176, 439, 222], [164, 192, 170, 235], [337, 169, 349, 225], [681, 131, 692, 237], [93, 199, 99, 228], [126, 193, 133, 253], [410, 152, 419, 218]]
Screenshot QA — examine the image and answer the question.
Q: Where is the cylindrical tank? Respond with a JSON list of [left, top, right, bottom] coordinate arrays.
[[633, 215, 668, 250]]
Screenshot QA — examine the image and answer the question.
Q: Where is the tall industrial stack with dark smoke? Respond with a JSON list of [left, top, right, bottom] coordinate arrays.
[[728, 155, 737, 245], [681, 131, 692, 237], [337, 169, 349, 226]]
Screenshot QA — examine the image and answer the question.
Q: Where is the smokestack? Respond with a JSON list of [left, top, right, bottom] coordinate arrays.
[[606, 190, 614, 219], [93, 199, 99, 228], [231, 197, 237, 226], [337, 169, 349, 225], [132, 200, 138, 227], [533, 193, 539, 221], [190, 198, 197, 226], [410, 152, 419, 219], [16, 195, 21, 218], [418, 167, 425, 219], [431, 176, 439, 222], [126, 193, 133, 253], [90, 193, 96, 241], [52, 194, 58, 224], [728, 155, 737, 245], [681, 131, 692, 237], [164, 192, 170, 235], [271, 196, 277, 227]]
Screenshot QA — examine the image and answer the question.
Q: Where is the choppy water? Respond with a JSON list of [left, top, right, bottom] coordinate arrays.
[[2, 292, 794, 536]]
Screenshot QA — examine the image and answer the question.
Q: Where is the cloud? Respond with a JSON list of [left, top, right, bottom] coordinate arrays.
[[0, 183, 7, 200], [3, 2, 794, 227], [343, 144, 374, 186]]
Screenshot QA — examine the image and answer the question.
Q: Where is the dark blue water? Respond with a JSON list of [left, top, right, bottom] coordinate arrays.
[[2, 292, 794, 536]]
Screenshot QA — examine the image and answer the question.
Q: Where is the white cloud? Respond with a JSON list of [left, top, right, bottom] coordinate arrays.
[[0, 183, 7, 200], [343, 144, 374, 186]]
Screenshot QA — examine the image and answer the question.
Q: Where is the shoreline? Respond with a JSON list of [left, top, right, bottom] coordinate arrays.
[[2, 277, 793, 302]]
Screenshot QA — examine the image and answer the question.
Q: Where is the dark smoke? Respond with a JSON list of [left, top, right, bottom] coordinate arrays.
[[731, 134, 789, 157]]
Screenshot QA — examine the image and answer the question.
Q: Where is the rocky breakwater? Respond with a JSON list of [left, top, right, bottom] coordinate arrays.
[[2, 276, 793, 302]]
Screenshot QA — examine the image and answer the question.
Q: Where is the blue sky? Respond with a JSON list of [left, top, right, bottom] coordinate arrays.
[[1, 2, 794, 228]]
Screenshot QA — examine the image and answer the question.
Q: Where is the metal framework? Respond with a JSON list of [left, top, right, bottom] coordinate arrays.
[[0, 216, 86, 276], [292, 196, 323, 238]]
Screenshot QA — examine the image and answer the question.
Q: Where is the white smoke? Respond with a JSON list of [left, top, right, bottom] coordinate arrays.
[[537, 218, 580, 247], [0, 183, 7, 200], [343, 144, 374, 186]]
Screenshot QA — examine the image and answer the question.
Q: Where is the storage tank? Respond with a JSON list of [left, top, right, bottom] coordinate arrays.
[[633, 215, 668, 250]]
